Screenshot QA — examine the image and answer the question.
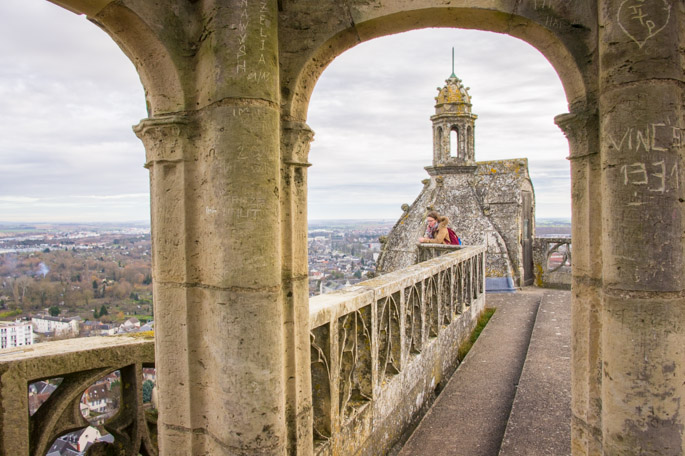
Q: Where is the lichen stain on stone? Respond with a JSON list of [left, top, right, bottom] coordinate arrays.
[[535, 263, 544, 287], [126, 331, 155, 340]]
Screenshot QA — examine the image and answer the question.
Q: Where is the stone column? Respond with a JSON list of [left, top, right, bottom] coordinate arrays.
[[599, 1, 685, 454], [556, 108, 603, 456], [280, 120, 315, 454], [134, 115, 194, 455], [135, 1, 289, 454]]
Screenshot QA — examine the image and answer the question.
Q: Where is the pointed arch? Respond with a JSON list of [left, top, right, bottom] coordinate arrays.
[[283, 7, 588, 123]]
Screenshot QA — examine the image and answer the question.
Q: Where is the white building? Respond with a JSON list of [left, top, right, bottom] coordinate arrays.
[[83, 383, 111, 414], [31, 315, 81, 337], [0, 320, 34, 349], [46, 425, 102, 455], [117, 317, 141, 334]]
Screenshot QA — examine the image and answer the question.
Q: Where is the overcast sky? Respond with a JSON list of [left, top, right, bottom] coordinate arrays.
[[0, 0, 571, 224]]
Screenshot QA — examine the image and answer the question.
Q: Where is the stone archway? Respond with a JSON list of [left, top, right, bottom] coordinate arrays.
[[44, 1, 685, 455], [280, 8, 596, 454], [281, 6, 590, 122]]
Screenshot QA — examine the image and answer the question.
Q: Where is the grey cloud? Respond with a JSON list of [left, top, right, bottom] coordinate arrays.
[[0, 1, 148, 221], [1, 3, 570, 222], [308, 29, 570, 219]]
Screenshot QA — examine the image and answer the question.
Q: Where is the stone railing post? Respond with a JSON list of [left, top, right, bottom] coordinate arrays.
[[556, 107, 603, 455], [599, 1, 685, 454], [532, 237, 572, 289], [134, 1, 290, 453], [280, 120, 315, 454]]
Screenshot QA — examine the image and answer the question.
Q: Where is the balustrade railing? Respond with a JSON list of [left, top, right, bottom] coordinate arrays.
[[416, 243, 463, 263], [0, 335, 156, 455], [310, 245, 486, 455], [533, 236, 572, 289]]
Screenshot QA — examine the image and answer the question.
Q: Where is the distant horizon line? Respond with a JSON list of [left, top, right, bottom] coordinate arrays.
[[0, 216, 572, 226]]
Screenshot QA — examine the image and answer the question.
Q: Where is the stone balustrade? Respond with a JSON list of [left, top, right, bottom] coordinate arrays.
[[0, 334, 156, 455], [309, 245, 487, 455], [416, 243, 463, 263], [533, 237, 572, 289]]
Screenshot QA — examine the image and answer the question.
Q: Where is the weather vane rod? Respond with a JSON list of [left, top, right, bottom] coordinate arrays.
[[450, 47, 456, 78]]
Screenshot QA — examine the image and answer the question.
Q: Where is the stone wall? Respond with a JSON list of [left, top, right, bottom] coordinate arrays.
[[475, 159, 535, 285], [378, 158, 533, 288]]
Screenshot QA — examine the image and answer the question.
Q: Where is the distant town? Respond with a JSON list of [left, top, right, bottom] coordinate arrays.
[[0, 217, 571, 344], [0, 222, 154, 346]]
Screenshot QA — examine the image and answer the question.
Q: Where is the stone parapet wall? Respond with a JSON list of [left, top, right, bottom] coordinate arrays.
[[0, 335, 155, 455], [533, 237, 572, 289], [310, 246, 486, 455], [417, 243, 463, 263]]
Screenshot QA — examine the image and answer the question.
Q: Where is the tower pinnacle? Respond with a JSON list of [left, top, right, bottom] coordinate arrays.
[[431, 58, 478, 166], [450, 47, 456, 78]]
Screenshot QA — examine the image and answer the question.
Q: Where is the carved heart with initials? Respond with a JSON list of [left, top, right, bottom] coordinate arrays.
[[617, 0, 671, 49]]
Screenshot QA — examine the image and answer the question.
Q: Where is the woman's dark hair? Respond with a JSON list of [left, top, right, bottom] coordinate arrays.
[[426, 211, 440, 220]]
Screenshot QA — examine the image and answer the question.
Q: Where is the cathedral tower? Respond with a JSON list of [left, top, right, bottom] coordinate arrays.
[[378, 55, 535, 291], [431, 57, 477, 166]]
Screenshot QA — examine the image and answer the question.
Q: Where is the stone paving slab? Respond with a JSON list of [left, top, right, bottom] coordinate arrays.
[[397, 288, 544, 456], [498, 289, 572, 456]]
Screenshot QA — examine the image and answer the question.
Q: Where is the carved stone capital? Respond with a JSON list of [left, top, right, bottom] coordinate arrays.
[[281, 121, 314, 167], [555, 107, 598, 161], [133, 115, 192, 167], [555, 112, 586, 141]]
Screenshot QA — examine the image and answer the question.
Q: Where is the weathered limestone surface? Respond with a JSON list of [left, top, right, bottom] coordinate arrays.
[[42, 0, 685, 454], [556, 106, 603, 455], [378, 158, 533, 286], [127, 2, 291, 454], [598, 1, 685, 455], [475, 159, 535, 283]]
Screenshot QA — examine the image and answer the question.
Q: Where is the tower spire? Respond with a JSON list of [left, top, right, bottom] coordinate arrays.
[[432, 54, 477, 165], [450, 47, 456, 78]]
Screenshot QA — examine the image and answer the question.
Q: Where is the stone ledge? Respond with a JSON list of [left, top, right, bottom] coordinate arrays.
[[0, 334, 153, 363], [310, 246, 486, 328]]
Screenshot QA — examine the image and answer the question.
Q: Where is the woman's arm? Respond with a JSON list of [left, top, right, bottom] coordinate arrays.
[[421, 227, 448, 244], [433, 226, 449, 244]]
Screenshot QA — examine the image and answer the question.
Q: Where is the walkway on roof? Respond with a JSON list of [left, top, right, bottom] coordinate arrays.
[[395, 287, 572, 456]]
